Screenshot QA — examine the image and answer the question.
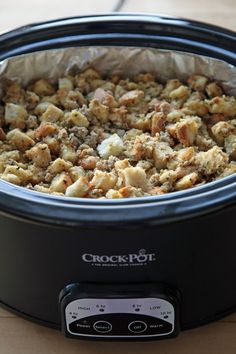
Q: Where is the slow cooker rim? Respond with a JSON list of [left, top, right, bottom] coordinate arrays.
[[0, 173, 235, 226], [1, 13, 236, 40]]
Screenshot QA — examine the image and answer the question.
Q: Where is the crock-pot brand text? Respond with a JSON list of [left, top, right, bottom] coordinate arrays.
[[82, 249, 156, 267]]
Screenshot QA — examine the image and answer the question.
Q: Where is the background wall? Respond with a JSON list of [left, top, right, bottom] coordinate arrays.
[[0, 0, 235, 33]]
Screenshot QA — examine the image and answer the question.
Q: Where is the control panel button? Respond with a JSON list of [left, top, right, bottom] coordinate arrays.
[[93, 321, 112, 333], [128, 321, 147, 333]]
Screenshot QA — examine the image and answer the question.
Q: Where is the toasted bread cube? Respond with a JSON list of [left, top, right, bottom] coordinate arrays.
[[187, 75, 208, 91], [159, 170, 178, 184], [175, 172, 198, 190], [41, 104, 64, 122], [26, 143, 51, 168], [206, 96, 236, 117], [0, 150, 20, 173], [175, 117, 201, 146], [162, 79, 181, 97], [35, 122, 58, 139], [89, 99, 109, 122], [97, 134, 124, 158], [68, 166, 86, 182], [3, 82, 24, 104], [32, 79, 55, 97], [60, 144, 77, 163], [33, 185, 51, 194], [65, 176, 90, 197], [48, 158, 72, 174], [225, 135, 236, 160], [218, 163, 236, 178], [59, 77, 74, 91], [105, 189, 123, 199], [4, 103, 28, 129], [79, 68, 101, 80], [2, 165, 32, 184], [50, 172, 72, 193], [67, 110, 89, 127], [81, 156, 98, 170], [114, 159, 131, 171], [58, 89, 86, 110], [119, 90, 144, 106], [195, 146, 228, 175], [34, 102, 52, 116], [122, 166, 148, 190], [0, 173, 21, 185], [94, 88, 117, 108], [206, 82, 223, 98], [151, 112, 165, 135], [7, 129, 35, 151], [153, 142, 173, 169], [43, 136, 60, 155], [169, 85, 190, 99], [25, 90, 40, 110], [91, 171, 117, 192], [211, 121, 235, 145]]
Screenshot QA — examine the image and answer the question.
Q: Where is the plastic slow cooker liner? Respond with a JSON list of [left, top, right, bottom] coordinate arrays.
[[1, 46, 236, 94]]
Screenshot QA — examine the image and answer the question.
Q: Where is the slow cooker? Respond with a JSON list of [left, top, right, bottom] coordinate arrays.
[[0, 13, 236, 341]]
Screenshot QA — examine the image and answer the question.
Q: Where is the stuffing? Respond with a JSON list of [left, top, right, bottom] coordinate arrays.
[[0, 70, 236, 198]]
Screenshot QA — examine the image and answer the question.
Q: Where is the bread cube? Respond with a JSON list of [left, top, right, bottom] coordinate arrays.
[[91, 171, 117, 192], [65, 176, 90, 197], [4, 103, 28, 129], [41, 104, 64, 122], [50, 172, 72, 193], [7, 129, 35, 151], [122, 166, 148, 190], [97, 134, 124, 158], [26, 143, 51, 168]]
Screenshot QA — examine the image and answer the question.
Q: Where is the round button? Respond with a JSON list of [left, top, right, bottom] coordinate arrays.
[[128, 321, 147, 333], [93, 321, 112, 333]]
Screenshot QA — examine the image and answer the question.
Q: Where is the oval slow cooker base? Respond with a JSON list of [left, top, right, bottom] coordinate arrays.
[[1, 299, 236, 333]]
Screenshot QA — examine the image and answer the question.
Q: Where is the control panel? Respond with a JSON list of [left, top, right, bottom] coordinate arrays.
[[60, 283, 180, 340]]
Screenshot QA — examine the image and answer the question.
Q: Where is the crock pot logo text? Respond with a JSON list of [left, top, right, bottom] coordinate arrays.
[[82, 249, 156, 267]]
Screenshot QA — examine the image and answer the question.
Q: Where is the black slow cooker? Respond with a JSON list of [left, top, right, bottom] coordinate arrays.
[[0, 13, 236, 341]]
